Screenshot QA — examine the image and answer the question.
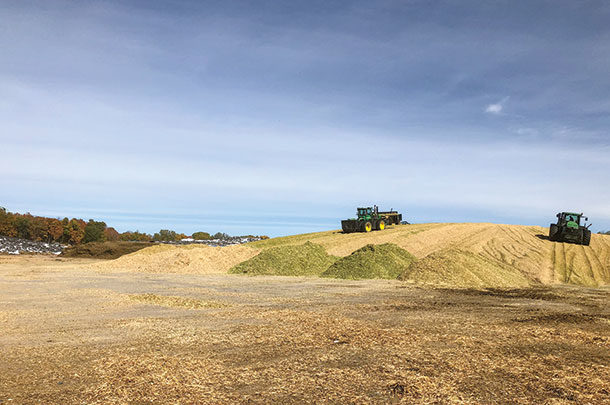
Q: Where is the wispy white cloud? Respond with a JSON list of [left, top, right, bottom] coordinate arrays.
[[485, 97, 509, 115], [485, 103, 503, 114]]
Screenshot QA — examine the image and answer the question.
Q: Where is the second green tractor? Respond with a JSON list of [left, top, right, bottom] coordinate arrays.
[[549, 212, 592, 246], [341, 206, 402, 233]]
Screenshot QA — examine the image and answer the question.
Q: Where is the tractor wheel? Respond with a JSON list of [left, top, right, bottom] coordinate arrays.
[[549, 224, 559, 241], [378, 220, 386, 230], [583, 229, 591, 246], [363, 221, 373, 232]]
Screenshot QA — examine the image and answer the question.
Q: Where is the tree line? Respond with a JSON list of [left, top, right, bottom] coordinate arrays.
[[0, 208, 248, 245]]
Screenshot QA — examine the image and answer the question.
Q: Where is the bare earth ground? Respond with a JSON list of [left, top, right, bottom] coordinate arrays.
[[1, 255, 609, 404]]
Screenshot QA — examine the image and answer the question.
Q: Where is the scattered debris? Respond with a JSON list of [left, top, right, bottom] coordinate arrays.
[[162, 236, 264, 247], [0, 235, 65, 255], [388, 382, 405, 396], [0, 235, 261, 258]]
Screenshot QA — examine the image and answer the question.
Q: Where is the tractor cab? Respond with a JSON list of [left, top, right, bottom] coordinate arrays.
[[557, 212, 587, 229], [357, 206, 381, 220], [357, 207, 373, 220]]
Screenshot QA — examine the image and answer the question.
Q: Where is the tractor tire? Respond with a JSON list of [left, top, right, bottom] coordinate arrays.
[[583, 229, 591, 246], [378, 220, 386, 230], [363, 221, 373, 233], [549, 224, 559, 241]]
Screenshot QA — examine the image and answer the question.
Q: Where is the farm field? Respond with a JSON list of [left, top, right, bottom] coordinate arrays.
[[1, 223, 609, 403]]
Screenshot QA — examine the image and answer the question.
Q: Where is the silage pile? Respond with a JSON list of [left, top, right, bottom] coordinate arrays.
[[93, 243, 259, 274], [90, 223, 610, 287], [229, 242, 338, 276], [250, 223, 610, 287], [322, 243, 416, 280]]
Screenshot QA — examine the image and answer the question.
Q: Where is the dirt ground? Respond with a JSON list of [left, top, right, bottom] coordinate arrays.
[[1, 255, 609, 404]]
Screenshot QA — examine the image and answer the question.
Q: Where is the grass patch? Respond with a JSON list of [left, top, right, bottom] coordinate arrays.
[[229, 242, 338, 276], [321, 243, 416, 280], [129, 294, 228, 309]]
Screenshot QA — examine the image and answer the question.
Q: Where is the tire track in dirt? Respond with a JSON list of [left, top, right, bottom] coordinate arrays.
[[580, 246, 598, 282], [549, 234, 610, 286], [562, 244, 572, 283], [473, 225, 548, 282], [549, 243, 558, 283]]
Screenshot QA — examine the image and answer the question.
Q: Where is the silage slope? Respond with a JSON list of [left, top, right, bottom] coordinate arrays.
[[93, 243, 259, 274], [251, 223, 610, 286]]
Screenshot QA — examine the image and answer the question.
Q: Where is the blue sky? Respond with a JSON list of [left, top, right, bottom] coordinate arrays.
[[1, 0, 609, 236]]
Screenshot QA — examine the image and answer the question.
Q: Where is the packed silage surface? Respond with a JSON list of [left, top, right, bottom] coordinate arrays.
[[321, 243, 417, 280], [229, 241, 338, 276]]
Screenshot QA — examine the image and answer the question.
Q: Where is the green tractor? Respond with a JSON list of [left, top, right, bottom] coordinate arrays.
[[549, 212, 592, 246], [341, 206, 402, 233]]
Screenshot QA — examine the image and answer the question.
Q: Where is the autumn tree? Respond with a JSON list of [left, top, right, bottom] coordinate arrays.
[[192, 231, 211, 240], [0, 207, 17, 237], [15, 215, 32, 239], [0, 208, 208, 245], [103, 227, 120, 241], [83, 220, 107, 243], [212, 232, 230, 240], [30, 216, 50, 242], [47, 218, 63, 242], [67, 219, 86, 244], [152, 229, 178, 241], [61, 218, 71, 243], [120, 231, 151, 241]]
